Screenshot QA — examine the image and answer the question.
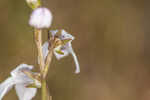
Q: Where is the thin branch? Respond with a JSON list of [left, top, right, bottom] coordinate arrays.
[[42, 38, 55, 79]]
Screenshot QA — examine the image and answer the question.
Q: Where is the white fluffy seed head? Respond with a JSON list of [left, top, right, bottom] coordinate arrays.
[[29, 7, 53, 29]]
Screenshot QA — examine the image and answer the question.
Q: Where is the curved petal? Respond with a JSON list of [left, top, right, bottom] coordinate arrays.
[[10, 64, 34, 85], [60, 30, 74, 40], [70, 50, 80, 74], [15, 84, 37, 100], [38, 41, 49, 64], [11, 64, 33, 77], [50, 30, 58, 38], [67, 45, 80, 74], [0, 77, 15, 100]]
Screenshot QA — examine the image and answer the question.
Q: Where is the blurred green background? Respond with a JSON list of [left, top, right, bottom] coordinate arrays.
[[0, 0, 150, 100]]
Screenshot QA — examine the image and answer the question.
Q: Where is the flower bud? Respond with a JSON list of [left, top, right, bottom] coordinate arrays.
[[26, 0, 41, 9], [29, 7, 53, 29]]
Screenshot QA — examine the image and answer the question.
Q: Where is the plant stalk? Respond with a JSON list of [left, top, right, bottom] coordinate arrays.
[[34, 29, 45, 71], [42, 40, 54, 78], [41, 79, 47, 100], [34, 28, 54, 100]]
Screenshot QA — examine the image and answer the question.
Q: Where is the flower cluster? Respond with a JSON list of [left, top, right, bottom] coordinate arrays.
[[0, 0, 80, 99]]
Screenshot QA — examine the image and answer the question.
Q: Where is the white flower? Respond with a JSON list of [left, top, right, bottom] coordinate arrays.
[[0, 64, 40, 100], [29, 7, 53, 29], [42, 30, 80, 74]]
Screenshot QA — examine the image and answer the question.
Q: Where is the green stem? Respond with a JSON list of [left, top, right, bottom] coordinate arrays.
[[42, 79, 47, 100]]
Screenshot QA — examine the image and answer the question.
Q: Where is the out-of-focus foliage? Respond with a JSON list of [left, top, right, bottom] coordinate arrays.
[[0, 0, 150, 100]]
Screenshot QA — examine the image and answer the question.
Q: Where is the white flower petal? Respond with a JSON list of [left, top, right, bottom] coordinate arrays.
[[38, 41, 49, 65], [62, 43, 80, 74], [10, 64, 35, 85], [15, 84, 37, 100], [0, 77, 15, 100], [50, 30, 58, 38], [11, 64, 33, 77], [69, 48, 80, 74], [60, 30, 75, 40], [42, 42, 49, 60], [42, 41, 70, 60]]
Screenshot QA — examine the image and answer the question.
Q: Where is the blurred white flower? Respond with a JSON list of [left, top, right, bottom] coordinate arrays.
[[0, 64, 40, 100], [26, 0, 38, 4], [26, 0, 41, 9], [42, 30, 80, 74], [29, 7, 53, 29]]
